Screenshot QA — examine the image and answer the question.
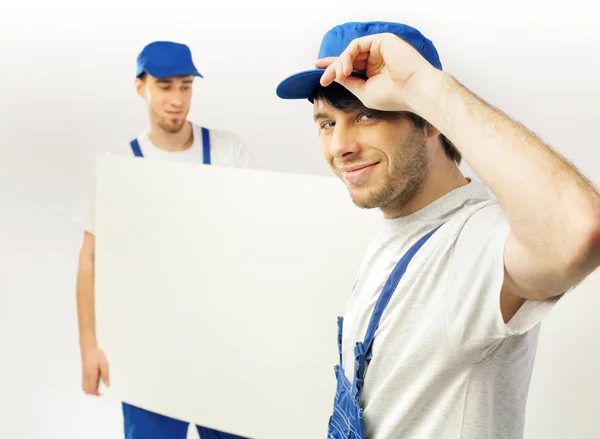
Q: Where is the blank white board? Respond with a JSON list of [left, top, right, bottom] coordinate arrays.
[[94, 155, 382, 438]]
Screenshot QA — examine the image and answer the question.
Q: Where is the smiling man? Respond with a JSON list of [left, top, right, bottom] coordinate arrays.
[[276, 21, 600, 439], [72, 40, 252, 439]]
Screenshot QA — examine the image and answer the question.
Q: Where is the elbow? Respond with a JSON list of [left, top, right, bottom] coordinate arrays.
[[565, 212, 600, 280], [584, 214, 600, 267]]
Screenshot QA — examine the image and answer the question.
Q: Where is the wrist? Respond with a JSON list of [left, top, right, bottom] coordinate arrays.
[[403, 66, 453, 130], [79, 334, 98, 350]]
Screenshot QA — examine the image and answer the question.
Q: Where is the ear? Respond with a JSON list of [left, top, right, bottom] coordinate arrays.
[[425, 122, 441, 140], [135, 77, 147, 99]]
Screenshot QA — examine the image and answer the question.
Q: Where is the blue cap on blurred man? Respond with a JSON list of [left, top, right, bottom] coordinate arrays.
[[276, 21, 442, 102], [136, 41, 203, 79]]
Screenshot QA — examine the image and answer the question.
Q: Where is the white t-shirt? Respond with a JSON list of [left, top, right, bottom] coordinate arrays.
[[341, 179, 559, 439], [71, 123, 255, 234]]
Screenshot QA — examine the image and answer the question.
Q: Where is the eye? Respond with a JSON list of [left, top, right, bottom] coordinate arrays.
[[358, 113, 374, 122]]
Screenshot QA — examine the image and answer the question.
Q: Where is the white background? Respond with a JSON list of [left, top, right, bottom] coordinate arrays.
[[0, 0, 598, 438]]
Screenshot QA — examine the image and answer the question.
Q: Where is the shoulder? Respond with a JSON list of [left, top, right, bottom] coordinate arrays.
[[443, 193, 510, 272], [426, 182, 510, 292], [457, 201, 509, 242], [103, 134, 144, 158], [191, 123, 256, 169], [440, 180, 508, 242], [192, 124, 243, 147]]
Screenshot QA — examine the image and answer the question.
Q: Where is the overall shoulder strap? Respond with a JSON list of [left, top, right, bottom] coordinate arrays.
[[362, 223, 445, 360], [201, 127, 211, 165], [129, 138, 143, 157], [352, 223, 445, 397]]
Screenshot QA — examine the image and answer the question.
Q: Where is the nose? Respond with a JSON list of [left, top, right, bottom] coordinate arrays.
[[170, 90, 184, 107], [329, 125, 361, 159]]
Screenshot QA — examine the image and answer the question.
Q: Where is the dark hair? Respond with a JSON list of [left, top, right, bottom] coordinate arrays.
[[310, 82, 462, 165], [137, 72, 147, 81]]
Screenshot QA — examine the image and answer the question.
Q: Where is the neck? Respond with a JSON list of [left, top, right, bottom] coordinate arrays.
[[381, 159, 469, 219], [147, 120, 193, 152]]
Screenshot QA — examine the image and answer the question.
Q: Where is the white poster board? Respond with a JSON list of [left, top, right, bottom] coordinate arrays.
[[94, 155, 382, 438]]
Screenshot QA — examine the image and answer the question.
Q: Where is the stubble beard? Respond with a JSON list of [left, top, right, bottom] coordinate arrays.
[[347, 130, 429, 213], [153, 108, 188, 134]]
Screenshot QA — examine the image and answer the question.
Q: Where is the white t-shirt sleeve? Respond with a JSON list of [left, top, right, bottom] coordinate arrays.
[[71, 168, 97, 235], [444, 203, 560, 358], [71, 150, 121, 235]]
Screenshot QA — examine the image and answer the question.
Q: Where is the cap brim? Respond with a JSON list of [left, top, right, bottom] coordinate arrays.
[[276, 69, 325, 100], [144, 65, 203, 79], [276, 69, 368, 101]]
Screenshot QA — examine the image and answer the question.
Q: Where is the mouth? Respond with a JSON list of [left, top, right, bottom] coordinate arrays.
[[165, 111, 183, 118], [340, 162, 379, 182]]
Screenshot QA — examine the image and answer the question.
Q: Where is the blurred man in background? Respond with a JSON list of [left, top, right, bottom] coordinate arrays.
[[72, 40, 253, 439]]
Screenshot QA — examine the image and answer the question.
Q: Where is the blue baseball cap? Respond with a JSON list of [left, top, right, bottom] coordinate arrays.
[[276, 21, 442, 101], [136, 41, 203, 79]]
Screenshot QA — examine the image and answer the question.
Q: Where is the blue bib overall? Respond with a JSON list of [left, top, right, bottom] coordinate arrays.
[[327, 225, 443, 439], [121, 128, 248, 439], [129, 127, 212, 164]]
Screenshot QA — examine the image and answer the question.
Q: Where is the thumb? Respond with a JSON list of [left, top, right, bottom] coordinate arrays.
[[100, 359, 110, 387]]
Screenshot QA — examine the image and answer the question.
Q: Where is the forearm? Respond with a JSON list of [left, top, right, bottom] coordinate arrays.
[[407, 68, 600, 261], [76, 259, 97, 349], [77, 269, 97, 348]]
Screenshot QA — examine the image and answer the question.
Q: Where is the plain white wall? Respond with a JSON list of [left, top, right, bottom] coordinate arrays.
[[1, 0, 598, 438]]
